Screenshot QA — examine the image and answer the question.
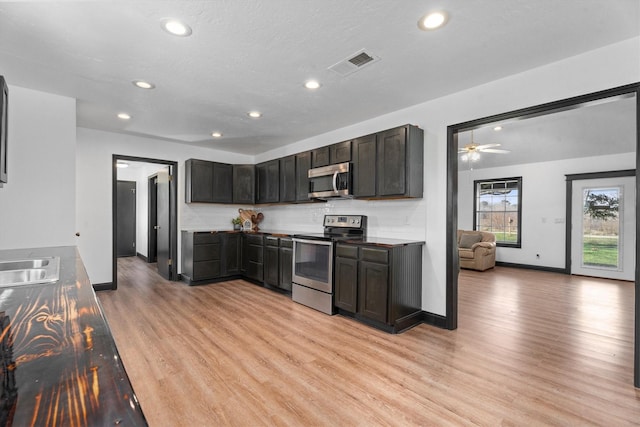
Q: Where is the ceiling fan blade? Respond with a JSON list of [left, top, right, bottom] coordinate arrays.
[[482, 148, 510, 154], [457, 149, 468, 153], [475, 143, 501, 150]]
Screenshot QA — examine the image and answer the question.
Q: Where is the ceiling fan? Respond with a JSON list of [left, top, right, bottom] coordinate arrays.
[[458, 130, 510, 162]]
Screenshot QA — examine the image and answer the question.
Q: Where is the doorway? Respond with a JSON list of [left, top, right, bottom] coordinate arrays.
[[446, 83, 640, 386], [112, 155, 178, 289], [570, 175, 635, 281]]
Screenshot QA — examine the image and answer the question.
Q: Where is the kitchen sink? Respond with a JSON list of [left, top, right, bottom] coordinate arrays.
[[0, 257, 60, 287]]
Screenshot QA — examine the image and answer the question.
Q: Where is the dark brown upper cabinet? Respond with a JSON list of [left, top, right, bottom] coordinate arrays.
[[212, 162, 233, 203], [376, 125, 423, 198], [311, 146, 330, 168], [353, 125, 423, 199], [185, 124, 422, 206], [185, 159, 232, 203], [256, 159, 280, 204], [295, 151, 311, 202], [279, 155, 296, 203], [352, 133, 378, 198], [330, 140, 351, 164], [233, 164, 255, 204]]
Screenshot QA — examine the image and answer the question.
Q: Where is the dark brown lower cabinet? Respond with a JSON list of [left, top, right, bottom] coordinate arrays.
[[181, 231, 222, 283], [224, 233, 241, 275], [278, 238, 293, 291], [182, 231, 241, 284], [359, 259, 389, 323], [334, 252, 358, 313], [243, 234, 264, 282], [334, 242, 423, 333], [264, 236, 279, 286], [264, 236, 292, 291]]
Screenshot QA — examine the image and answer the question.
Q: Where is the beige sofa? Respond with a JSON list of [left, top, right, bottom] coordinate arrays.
[[457, 230, 496, 271]]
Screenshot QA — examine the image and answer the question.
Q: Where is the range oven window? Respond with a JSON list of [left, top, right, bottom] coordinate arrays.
[[292, 239, 333, 293]]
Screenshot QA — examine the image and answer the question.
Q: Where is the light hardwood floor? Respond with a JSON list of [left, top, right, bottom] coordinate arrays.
[[98, 258, 640, 426]]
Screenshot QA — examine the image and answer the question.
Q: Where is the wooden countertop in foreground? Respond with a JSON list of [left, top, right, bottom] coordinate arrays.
[[0, 246, 146, 426]]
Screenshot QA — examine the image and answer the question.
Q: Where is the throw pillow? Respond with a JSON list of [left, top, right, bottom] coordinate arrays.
[[459, 233, 482, 248]]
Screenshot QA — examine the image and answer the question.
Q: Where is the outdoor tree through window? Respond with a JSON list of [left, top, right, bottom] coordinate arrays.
[[473, 177, 522, 247]]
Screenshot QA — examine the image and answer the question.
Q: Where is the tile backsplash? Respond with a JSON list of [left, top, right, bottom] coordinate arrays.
[[181, 198, 427, 240]]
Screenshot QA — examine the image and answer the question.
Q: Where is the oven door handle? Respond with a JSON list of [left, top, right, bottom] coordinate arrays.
[[332, 171, 339, 192], [293, 238, 333, 246]]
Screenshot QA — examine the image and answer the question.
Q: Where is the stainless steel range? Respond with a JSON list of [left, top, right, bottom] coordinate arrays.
[[292, 215, 367, 314]]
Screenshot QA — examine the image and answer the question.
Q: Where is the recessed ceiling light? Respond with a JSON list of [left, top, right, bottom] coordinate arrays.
[[304, 80, 321, 90], [247, 111, 262, 118], [211, 132, 223, 138], [161, 18, 192, 37], [116, 161, 129, 169], [132, 80, 155, 89], [117, 112, 131, 120], [418, 11, 449, 31], [493, 126, 503, 131]]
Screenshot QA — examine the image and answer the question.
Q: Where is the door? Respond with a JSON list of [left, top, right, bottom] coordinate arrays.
[[156, 167, 171, 279], [571, 176, 635, 280], [116, 181, 136, 257], [147, 175, 158, 263]]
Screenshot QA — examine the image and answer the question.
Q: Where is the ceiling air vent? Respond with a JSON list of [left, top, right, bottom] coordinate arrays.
[[329, 49, 381, 76]]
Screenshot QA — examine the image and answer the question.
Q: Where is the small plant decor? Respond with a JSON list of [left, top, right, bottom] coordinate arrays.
[[231, 216, 242, 230]]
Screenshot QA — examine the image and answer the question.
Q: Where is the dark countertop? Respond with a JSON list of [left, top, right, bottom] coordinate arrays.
[[181, 229, 423, 246], [340, 237, 425, 247], [182, 228, 303, 238], [0, 246, 146, 426]]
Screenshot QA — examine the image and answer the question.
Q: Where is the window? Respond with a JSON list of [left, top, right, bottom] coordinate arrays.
[[473, 177, 522, 247]]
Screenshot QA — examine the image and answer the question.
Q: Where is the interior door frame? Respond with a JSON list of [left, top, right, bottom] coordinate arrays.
[[565, 169, 635, 277], [446, 82, 640, 387], [112, 155, 178, 290]]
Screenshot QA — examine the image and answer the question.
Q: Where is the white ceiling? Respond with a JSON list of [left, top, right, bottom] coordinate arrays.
[[0, 1, 638, 156], [458, 94, 638, 170]]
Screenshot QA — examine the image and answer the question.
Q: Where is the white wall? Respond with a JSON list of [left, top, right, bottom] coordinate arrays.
[[458, 152, 635, 268], [76, 128, 252, 284], [0, 85, 76, 250]]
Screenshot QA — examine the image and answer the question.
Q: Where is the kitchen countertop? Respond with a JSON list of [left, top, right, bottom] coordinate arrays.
[[340, 237, 425, 247], [181, 229, 423, 246], [0, 246, 146, 426]]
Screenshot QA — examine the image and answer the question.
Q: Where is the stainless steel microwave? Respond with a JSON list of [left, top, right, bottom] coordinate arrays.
[[308, 162, 352, 199]]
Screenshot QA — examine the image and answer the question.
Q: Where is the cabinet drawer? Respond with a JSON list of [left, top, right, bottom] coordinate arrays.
[[265, 236, 279, 247], [279, 238, 293, 248], [336, 244, 358, 259], [246, 234, 264, 245], [193, 260, 221, 279], [193, 244, 221, 261], [361, 247, 388, 264], [194, 232, 220, 244]]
